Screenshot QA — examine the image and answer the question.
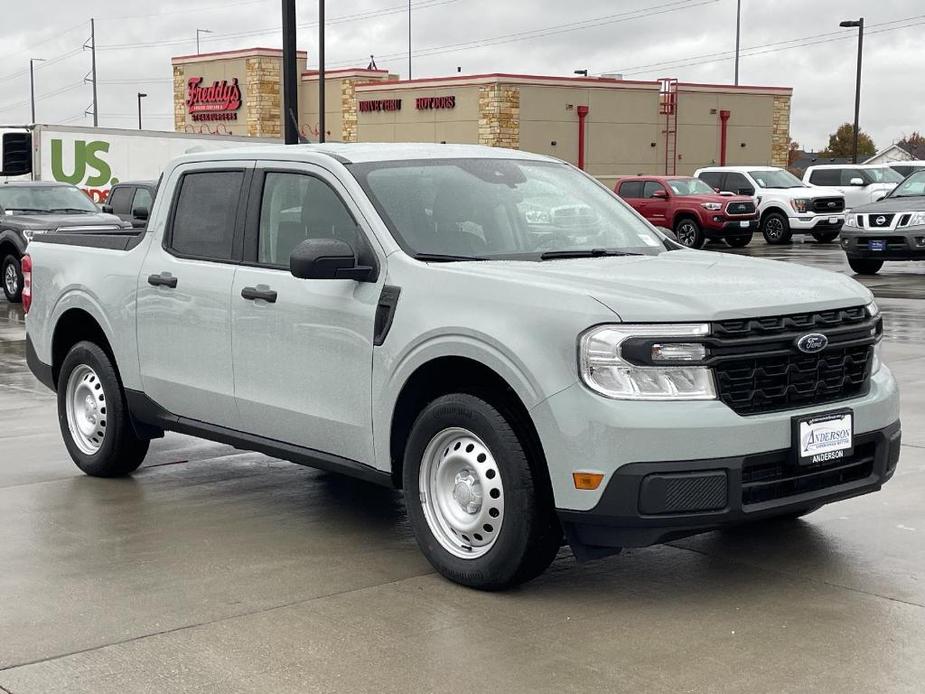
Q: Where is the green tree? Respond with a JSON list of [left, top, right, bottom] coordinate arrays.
[[897, 131, 925, 158], [821, 123, 876, 159]]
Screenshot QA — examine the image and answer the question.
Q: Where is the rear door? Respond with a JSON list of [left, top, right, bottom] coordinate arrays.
[[137, 162, 253, 429]]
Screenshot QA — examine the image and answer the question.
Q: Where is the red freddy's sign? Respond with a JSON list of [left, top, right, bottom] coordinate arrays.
[[187, 77, 242, 121]]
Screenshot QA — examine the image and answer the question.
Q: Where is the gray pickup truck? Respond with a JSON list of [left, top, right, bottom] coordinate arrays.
[[24, 144, 901, 589], [0, 181, 128, 302]]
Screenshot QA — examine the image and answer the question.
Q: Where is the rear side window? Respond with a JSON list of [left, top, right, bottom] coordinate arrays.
[[618, 181, 643, 198], [809, 169, 841, 186], [698, 171, 723, 189], [169, 171, 244, 261], [107, 186, 133, 215]]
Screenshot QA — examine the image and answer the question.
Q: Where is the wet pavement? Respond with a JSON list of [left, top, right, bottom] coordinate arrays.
[[0, 241, 923, 693]]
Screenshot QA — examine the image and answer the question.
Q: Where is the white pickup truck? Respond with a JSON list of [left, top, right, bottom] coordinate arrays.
[[23, 144, 901, 589], [802, 164, 902, 209]]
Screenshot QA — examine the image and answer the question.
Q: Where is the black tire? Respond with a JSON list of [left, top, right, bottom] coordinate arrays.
[[812, 231, 839, 243], [57, 341, 149, 477], [403, 393, 561, 590], [761, 211, 792, 244], [674, 217, 705, 249], [2, 254, 22, 303], [848, 257, 884, 275], [725, 234, 753, 248]]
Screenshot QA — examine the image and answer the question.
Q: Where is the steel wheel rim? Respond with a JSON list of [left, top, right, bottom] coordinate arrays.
[[418, 427, 505, 559], [3, 263, 17, 296], [765, 218, 783, 240], [677, 222, 697, 246], [65, 365, 107, 455]]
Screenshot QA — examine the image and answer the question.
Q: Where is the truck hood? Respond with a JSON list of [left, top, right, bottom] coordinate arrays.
[[793, 186, 847, 199], [4, 212, 127, 230], [849, 195, 925, 214], [444, 250, 870, 321]]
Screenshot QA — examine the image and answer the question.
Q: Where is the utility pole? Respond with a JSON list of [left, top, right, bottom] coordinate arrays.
[[196, 28, 213, 55], [29, 58, 46, 123], [137, 92, 147, 130], [318, 0, 326, 142], [84, 18, 99, 126], [408, 0, 412, 80], [282, 0, 299, 143], [734, 0, 741, 85], [840, 17, 864, 163]]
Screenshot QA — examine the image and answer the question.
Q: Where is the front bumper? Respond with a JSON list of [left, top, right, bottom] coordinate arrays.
[[840, 226, 925, 260], [704, 218, 759, 237], [558, 420, 901, 552], [789, 215, 845, 231]]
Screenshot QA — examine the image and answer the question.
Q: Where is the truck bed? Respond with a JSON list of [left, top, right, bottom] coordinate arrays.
[[32, 228, 146, 251]]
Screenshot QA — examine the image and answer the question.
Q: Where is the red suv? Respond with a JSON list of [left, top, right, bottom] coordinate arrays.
[[616, 176, 758, 248]]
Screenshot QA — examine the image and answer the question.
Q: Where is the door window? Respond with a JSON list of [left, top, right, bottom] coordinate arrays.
[[642, 181, 666, 198], [169, 170, 244, 261], [257, 172, 360, 267], [724, 172, 754, 195], [131, 187, 153, 213], [618, 181, 644, 198], [107, 186, 133, 215], [839, 169, 866, 186], [809, 169, 841, 186]]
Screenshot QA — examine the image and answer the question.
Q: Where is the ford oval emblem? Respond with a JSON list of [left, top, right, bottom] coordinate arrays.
[[796, 333, 828, 354]]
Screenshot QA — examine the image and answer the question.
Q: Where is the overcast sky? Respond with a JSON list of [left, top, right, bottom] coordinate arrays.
[[1, 0, 922, 152]]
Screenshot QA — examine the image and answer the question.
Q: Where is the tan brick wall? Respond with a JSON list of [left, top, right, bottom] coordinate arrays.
[[173, 65, 186, 132], [245, 56, 281, 138], [770, 94, 792, 168], [478, 84, 520, 149], [341, 79, 358, 142]]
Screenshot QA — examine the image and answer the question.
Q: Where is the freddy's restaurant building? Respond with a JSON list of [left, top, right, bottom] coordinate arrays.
[[172, 47, 793, 185]]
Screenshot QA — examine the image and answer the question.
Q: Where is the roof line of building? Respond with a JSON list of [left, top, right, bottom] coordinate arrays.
[[172, 47, 308, 63]]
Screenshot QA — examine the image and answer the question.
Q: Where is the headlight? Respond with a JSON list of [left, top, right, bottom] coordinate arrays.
[[579, 324, 716, 400], [791, 198, 810, 213], [700, 202, 722, 211], [866, 300, 879, 318], [866, 301, 882, 374], [907, 211, 925, 226], [845, 214, 859, 228]]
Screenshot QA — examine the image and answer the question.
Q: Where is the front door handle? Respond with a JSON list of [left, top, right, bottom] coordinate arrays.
[[148, 272, 178, 288], [241, 286, 278, 303]]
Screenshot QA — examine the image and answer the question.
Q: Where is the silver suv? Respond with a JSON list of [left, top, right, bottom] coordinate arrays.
[[24, 144, 901, 589]]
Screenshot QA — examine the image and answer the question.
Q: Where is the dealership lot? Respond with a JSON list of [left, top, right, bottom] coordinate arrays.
[[1, 243, 923, 693]]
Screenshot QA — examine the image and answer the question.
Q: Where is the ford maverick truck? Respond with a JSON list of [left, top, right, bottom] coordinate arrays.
[[24, 144, 901, 590]]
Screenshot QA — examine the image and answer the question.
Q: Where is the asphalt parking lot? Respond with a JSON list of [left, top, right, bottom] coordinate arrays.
[[1, 241, 923, 693]]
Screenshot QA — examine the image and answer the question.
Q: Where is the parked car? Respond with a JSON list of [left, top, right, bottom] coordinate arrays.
[[0, 181, 128, 302], [616, 175, 757, 248], [695, 166, 846, 244], [24, 144, 900, 590], [886, 161, 925, 178], [102, 180, 157, 228], [802, 164, 902, 209], [839, 169, 925, 275]]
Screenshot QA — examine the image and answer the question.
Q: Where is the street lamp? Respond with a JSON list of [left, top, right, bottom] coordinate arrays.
[[839, 17, 864, 164], [29, 58, 45, 123], [574, 69, 588, 77], [137, 92, 147, 130], [196, 28, 212, 55]]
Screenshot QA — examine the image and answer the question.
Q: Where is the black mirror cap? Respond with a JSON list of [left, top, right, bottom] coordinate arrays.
[[290, 238, 373, 281], [132, 206, 149, 220], [101, 204, 114, 214]]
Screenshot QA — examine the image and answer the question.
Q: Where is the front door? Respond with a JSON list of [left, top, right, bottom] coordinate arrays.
[[231, 164, 382, 464], [137, 163, 252, 429], [642, 181, 670, 227]]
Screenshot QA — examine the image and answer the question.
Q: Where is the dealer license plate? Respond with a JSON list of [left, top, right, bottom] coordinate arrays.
[[739, 220, 750, 228], [793, 410, 854, 466], [869, 240, 887, 251]]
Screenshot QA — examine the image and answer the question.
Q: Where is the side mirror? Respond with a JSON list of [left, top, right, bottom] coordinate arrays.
[[651, 189, 668, 199], [849, 177, 865, 186], [101, 204, 113, 214], [290, 238, 372, 281], [713, 187, 721, 193], [132, 206, 149, 220]]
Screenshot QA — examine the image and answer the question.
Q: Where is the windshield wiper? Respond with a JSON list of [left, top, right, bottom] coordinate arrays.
[[540, 248, 642, 260], [51, 207, 95, 213], [411, 252, 487, 262], [4, 207, 47, 214]]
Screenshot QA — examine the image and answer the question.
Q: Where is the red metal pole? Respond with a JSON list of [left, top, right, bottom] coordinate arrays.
[[719, 109, 731, 165], [577, 105, 589, 170]]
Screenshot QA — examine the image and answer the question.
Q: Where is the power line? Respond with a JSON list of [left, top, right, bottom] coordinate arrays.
[[0, 46, 83, 85], [101, 0, 272, 21], [0, 81, 86, 114]]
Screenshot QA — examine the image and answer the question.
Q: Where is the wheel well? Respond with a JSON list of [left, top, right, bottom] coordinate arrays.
[[672, 212, 699, 229], [51, 309, 116, 387], [389, 356, 550, 494], [0, 240, 20, 262], [760, 206, 788, 222]]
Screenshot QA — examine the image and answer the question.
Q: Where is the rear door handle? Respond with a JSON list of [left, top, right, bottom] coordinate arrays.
[[241, 286, 278, 303], [148, 273, 178, 288]]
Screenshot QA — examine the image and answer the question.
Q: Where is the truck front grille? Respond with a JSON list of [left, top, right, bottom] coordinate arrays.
[[811, 197, 845, 213], [725, 201, 756, 215], [710, 306, 879, 415]]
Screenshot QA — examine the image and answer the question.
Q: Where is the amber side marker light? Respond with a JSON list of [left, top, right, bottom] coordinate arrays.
[[572, 472, 604, 490]]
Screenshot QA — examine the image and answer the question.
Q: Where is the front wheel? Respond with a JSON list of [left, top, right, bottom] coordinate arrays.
[[57, 341, 149, 477], [2, 254, 22, 303], [848, 257, 884, 275], [761, 212, 792, 244], [403, 393, 561, 590], [812, 231, 839, 243], [725, 234, 753, 248], [674, 218, 705, 249]]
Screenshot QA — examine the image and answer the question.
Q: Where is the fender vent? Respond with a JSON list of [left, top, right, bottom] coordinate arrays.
[[373, 285, 401, 346]]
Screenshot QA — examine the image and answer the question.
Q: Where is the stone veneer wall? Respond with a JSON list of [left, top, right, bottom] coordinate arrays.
[[478, 84, 520, 149], [341, 79, 358, 143], [173, 65, 186, 132], [770, 94, 792, 168], [245, 56, 282, 137]]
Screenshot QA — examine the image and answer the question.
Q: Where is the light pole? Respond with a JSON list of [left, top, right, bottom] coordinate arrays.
[[734, 0, 741, 85], [574, 69, 588, 77], [137, 92, 147, 130], [840, 17, 864, 164], [408, 0, 412, 80], [29, 58, 45, 123], [196, 28, 212, 55]]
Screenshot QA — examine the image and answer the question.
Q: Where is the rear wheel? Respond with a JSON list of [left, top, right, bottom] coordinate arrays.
[[2, 254, 22, 303], [674, 217, 705, 249], [725, 234, 753, 248], [812, 231, 839, 243], [403, 393, 561, 590], [57, 341, 149, 477], [761, 212, 792, 244], [848, 257, 884, 275]]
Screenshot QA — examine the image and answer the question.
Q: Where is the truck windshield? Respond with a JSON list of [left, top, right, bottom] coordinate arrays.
[[747, 169, 805, 189], [350, 159, 665, 260], [0, 185, 98, 214], [666, 178, 716, 196]]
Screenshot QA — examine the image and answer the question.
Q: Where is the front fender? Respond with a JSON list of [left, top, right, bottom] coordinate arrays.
[[0, 228, 26, 256]]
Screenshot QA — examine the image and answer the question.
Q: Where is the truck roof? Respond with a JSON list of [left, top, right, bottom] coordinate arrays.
[[696, 165, 780, 172], [172, 142, 559, 166], [804, 163, 890, 170]]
